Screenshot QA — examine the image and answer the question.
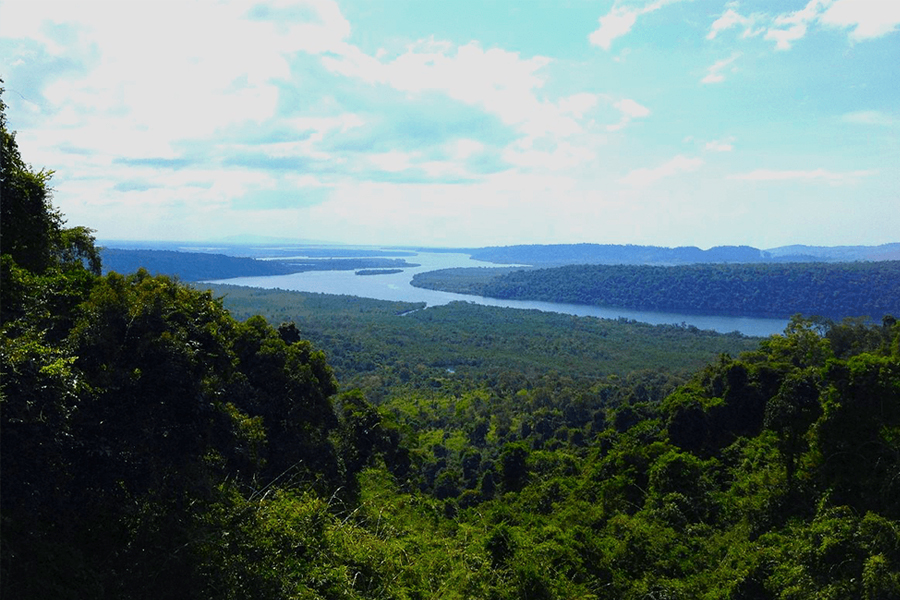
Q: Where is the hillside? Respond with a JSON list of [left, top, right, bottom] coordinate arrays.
[[101, 247, 419, 281], [412, 261, 900, 320]]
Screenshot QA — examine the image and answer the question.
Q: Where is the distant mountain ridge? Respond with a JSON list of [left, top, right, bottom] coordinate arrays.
[[468, 243, 900, 266], [765, 243, 900, 262], [98, 243, 900, 281]]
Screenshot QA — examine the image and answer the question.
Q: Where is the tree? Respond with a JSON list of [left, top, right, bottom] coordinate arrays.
[[0, 85, 100, 277], [336, 388, 384, 475], [764, 367, 821, 485], [813, 353, 900, 516], [0, 92, 352, 598], [500, 442, 530, 492], [1, 86, 58, 273]]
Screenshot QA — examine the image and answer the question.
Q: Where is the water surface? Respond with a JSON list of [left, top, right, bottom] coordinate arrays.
[[207, 251, 788, 337]]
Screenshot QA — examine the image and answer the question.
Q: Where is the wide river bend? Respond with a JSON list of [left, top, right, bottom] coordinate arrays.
[[208, 251, 788, 338]]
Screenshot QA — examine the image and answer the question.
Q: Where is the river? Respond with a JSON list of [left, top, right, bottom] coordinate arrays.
[[207, 250, 789, 337]]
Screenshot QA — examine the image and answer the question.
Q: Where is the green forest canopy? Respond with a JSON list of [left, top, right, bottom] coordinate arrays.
[[412, 261, 900, 320]]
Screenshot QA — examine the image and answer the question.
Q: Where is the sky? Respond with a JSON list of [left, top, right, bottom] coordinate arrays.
[[1, 0, 898, 249]]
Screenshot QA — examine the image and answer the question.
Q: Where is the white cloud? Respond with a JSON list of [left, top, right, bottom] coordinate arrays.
[[319, 38, 610, 175], [324, 40, 551, 119], [368, 150, 416, 173], [710, 0, 900, 51], [705, 137, 735, 152], [450, 139, 486, 160], [701, 53, 741, 84], [820, 0, 900, 41], [765, 23, 810, 50], [841, 110, 896, 126], [0, 0, 617, 232], [589, 7, 640, 50], [558, 93, 599, 118], [729, 168, 878, 184], [773, 0, 831, 27], [589, 0, 685, 50], [607, 98, 651, 131], [615, 98, 651, 118], [300, 171, 587, 246], [418, 159, 470, 180], [3, 0, 895, 247], [322, 39, 593, 143], [708, 8, 743, 39], [502, 140, 597, 171], [620, 155, 704, 187], [0, 0, 373, 235], [1, 0, 350, 145], [707, 8, 764, 40], [763, 0, 830, 50]]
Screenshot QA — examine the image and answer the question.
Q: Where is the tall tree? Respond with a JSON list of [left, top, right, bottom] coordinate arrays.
[[0, 84, 100, 277]]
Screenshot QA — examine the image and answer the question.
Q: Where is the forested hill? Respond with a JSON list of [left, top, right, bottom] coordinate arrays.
[[467, 242, 900, 266], [101, 248, 304, 280], [101, 247, 418, 281], [412, 261, 900, 320]]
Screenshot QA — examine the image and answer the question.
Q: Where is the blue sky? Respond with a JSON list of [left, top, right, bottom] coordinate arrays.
[[1, 0, 898, 248]]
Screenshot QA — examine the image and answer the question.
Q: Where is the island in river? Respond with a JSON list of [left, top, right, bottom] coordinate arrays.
[[356, 269, 404, 276]]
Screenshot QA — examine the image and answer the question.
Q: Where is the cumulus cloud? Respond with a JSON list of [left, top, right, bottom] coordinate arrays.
[[619, 155, 704, 187], [323, 40, 550, 119], [321, 40, 611, 176], [0, 0, 350, 149], [321, 39, 601, 150], [819, 0, 900, 41], [3, 0, 535, 236], [1, 0, 610, 221], [3, 0, 894, 246], [589, 0, 685, 50]]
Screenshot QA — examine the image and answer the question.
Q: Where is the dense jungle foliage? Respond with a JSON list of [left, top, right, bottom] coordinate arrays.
[[208, 284, 759, 400], [412, 261, 900, 320], [3, 92, 900, 599]]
